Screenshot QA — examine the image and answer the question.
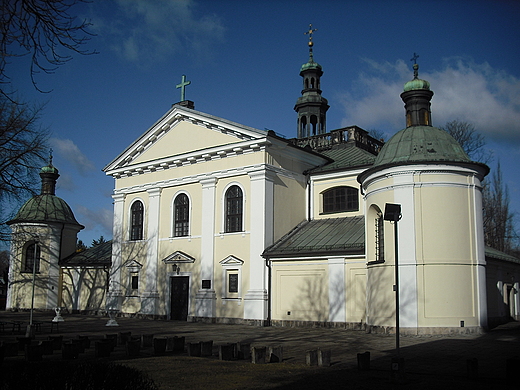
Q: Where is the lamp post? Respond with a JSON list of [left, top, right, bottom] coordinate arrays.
[[383, 203, 402, 357], [26, 240, 38, 338]]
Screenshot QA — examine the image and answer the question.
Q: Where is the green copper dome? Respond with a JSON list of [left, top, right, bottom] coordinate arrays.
[[373, 125, 470, 167], [403, 78, 430, 91], [8, 194, 83, 227], [403, 63, 430, 91], [300, 60, 322, 72], [40, 164, 59, 174]]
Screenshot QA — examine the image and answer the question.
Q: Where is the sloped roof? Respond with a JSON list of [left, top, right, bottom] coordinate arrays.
[[263, 216, 365, 258], [485, 246, 520, 264], [60, 241, 112, 267], [8, 194, 84, 228], [310, 143, 377, 173]]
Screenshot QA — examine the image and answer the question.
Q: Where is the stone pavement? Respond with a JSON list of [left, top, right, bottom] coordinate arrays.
[[1, 311, 519, 384]]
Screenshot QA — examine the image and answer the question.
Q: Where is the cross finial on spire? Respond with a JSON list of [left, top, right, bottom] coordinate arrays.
[[176, 74, 191, 102], [304, 24, 318, 47], [410, 53, 420, 79], [49, 148, 53, 166], [304, 24, 318, 61]]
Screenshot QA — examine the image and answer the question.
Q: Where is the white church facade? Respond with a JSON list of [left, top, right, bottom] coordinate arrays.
[[6, 42, 520, 334]]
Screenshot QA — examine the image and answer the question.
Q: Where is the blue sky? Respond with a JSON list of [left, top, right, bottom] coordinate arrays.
[[6, 0, 520, 247]]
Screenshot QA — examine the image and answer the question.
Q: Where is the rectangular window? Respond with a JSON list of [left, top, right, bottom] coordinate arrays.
[[228, 273, 239, 293], [131, 275, 139, 290]]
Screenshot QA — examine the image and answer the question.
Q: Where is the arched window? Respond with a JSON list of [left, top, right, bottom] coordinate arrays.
[[24, 242, 40, 273], [310, 115, 318, 136], [174, 193, 189, 237], [130, 201, 144, 241], [225, 186, 243, 233], [322, 186, 359, 213], [375, 214, 384, 262]]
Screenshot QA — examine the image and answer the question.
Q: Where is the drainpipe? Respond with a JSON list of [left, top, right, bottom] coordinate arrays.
[[265, 256, 272, 327], [304, 170, 311, 221]]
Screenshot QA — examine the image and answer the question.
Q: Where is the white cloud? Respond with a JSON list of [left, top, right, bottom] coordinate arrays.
[[340, 57, 520, 145], [94, 0, 225, 64], [76, 205, 113, 236], [50, 138, 96, 175]]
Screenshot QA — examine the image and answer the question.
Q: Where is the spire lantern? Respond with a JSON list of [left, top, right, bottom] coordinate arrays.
[[294, 24, 329, 139], [401, 53, 433, 127], [40, 149, 59, 195]]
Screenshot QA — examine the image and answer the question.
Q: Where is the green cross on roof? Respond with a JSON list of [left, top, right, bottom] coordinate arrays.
[[176, 74, 191, 102]]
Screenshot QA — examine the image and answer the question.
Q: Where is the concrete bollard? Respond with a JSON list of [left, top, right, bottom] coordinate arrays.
[[237, 342, 251, 360], [48, 335, 63, 350], [62, 341, 79, 360], [141, 334, 154, 348], [173, 336, 185, 353], [251, 346, 267, 364], [39, 340, 54, 355], [77, 335, 90, 349], [104, 334, 118, 351], [119, 331, 132, 345], [153, 337, 168, 355], [17, 337, 32, 351], [187, 342, 201, 357], [318, 349, 331, 367], [219, 344, 235, 361], [268, 346, 284, 363], [95, 340, 112, 358], [200, 340, 213, 357], [25, 342, 43, 362], [306, 350, 318, 366], [126, 338, 141, 358], [357, 351, 370, 371]]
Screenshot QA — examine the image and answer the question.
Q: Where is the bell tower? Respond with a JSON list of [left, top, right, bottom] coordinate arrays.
[[294, 24, 329, 139]]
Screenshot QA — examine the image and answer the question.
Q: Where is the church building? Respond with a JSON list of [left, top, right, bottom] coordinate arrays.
[[6, 32, 519, 334]]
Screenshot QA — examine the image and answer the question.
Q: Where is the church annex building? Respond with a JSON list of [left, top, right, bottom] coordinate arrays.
[[6, 41, 520, 334]]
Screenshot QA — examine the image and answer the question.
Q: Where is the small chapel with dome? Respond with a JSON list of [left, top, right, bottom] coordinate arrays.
[[6, 32, 520, 333]]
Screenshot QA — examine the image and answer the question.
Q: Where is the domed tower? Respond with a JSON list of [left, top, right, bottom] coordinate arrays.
[[6, 153, 84, 310], [294, 24, 329, 139], [358, 56, 489, 334]]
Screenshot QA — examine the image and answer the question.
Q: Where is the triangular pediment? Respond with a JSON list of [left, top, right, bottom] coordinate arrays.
[[124, 260, 143, 273], [162, 250, 195, 264], [219, 255, 244, 266], [104, 105, 268, 175]]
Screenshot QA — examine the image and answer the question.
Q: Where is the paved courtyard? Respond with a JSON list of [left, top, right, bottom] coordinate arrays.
[[1, 311, 519, 389]]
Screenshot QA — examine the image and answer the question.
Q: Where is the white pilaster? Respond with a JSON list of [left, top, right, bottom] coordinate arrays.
[[46, 227, 61, 309], [195, 177, 217, 317], [141, 188, 161, 315], [244, 169, 274, 321], [393, 172, 418, 328], [107, 193, 125, 311], [328, 257, 346, 322]]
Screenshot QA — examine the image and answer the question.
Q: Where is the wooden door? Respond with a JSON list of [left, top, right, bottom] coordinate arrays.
[[170, 276, 189, 320]]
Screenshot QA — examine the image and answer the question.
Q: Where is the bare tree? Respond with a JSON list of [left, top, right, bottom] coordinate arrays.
[[482, 162, 517, 254], [0, 96, 49, 242], [440, 120, 492, 164], [0, 0, 96, 94]]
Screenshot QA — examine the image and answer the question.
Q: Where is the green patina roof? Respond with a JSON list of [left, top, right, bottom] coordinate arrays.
[[263, 216, 364, 258], [311, 143, 377, 173], [8, 194, 83, 227], [373, 125, 470, 167], [404, 78, 430, 92], [60, 241, 112, 267], [300, 60, 322, 72]]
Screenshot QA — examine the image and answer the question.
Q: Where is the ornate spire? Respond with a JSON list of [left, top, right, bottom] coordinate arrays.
[[295, 24, 329, 139], [401, 53, 434, 127], [40, 149, 59, 195], [304, 24, 318, 62]]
